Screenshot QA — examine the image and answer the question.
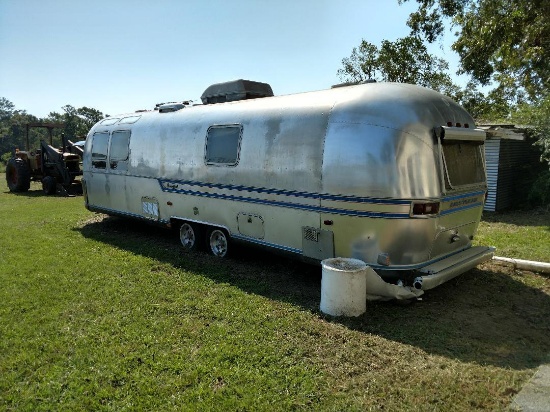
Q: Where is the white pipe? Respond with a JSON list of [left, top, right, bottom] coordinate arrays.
[[492, 256, 550, 274]]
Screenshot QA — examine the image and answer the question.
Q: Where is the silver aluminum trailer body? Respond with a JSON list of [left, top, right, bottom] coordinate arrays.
[[82, 82, 494, 289]]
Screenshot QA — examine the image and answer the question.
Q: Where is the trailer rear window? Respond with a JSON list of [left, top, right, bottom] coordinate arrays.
[[441, 142, 485, 189], [91, 132, 109, 169], [205, 125, 242, 166]]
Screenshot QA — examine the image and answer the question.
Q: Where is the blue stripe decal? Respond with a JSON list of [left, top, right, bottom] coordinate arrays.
[[442, 191, 485, 202], [160, 178, 410, 205], [160, 184, 409, 218], [440, 202, 484, 216], [158, 179, 487, 218], [441, 191, 485, 215]]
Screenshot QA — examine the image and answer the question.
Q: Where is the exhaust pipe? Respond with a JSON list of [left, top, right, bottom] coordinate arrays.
[[412, 277, 423, 290]]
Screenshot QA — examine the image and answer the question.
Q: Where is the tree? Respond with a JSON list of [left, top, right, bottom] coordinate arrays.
[[400, 0, 550, 166], [47, 105, 106, 140], [337, 36, 457, 95], [0, 98, 40, 155], [0, 97, 15, 121], [512, 95, 550, 164], [1, 98, 106, 160], [77, 107, 104, 134], [399, 0, 550, 101]]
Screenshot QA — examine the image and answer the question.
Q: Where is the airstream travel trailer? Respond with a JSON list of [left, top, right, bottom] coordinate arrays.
[[82, 80, 494, 290]]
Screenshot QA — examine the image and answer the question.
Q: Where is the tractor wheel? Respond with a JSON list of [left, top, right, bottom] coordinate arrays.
[[5, 158, 31, 192], [42, 176, 57, 195]]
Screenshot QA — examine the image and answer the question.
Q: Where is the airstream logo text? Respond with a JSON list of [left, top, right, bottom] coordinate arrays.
[[449, 197, 478, 209], [165, 182, 179, 190]]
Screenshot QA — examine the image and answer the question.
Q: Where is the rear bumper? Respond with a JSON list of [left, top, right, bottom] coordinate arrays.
[[414, 246, 495, 290]]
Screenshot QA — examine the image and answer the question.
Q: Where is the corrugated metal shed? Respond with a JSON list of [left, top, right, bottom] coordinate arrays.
[[480, 125, 541, 211], [484, 138, 500, 211]]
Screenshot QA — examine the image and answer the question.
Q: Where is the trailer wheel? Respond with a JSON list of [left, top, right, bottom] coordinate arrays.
[[5, 158, 31, 192], [179, 222, 203, 252], [42, 176, 57, 195], [207, 228, 230, 258]]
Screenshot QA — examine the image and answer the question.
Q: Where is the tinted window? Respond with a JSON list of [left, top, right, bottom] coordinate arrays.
[[442, 142, 485, 189], [110, 130, 130, 161], [205, 125, 242, 166], [110, 130, 130, 171], [91, 132, 109, 169]]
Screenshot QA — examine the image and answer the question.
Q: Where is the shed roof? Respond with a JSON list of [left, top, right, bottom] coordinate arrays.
[[478, 124, 530, 140]]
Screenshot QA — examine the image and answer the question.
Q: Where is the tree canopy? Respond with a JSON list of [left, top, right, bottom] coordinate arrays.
[[400, 0, 550, 165], [399, 0, 550, 101], [0, 98, 105, 158], [338, 0, 550, 166], [337, 36, 456, 95]]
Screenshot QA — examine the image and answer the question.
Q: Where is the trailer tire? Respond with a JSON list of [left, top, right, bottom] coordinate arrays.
[[207, 228, 230, 258], [179, 222, 203, 252], [42, 176, 57, 195], [5, 158, 31, 192]]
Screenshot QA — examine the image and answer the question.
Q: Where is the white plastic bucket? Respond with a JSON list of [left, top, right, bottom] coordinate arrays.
[[320, 258, 367, 317]]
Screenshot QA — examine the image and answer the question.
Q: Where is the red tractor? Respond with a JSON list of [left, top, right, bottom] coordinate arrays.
[[5, 122, 83, 195]]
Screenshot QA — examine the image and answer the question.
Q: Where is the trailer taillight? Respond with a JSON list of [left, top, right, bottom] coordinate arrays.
[[411, 201, 440, 216]]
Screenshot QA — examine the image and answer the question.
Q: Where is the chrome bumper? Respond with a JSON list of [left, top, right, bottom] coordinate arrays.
[[415, 246, 495, 290]]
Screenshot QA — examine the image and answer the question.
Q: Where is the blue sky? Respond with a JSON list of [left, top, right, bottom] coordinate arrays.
[[0, 0, 462, 118]]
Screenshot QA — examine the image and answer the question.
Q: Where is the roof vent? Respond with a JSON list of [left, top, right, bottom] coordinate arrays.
[[331, 79, 376, 89], [155, 101, 193, 113], [156, 102, 186, 113], [201, 79, 273, 104]]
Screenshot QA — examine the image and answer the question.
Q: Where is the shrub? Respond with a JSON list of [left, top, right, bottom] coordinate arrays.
[[0, 152, 12, 173], [528, 170, 550, 208]]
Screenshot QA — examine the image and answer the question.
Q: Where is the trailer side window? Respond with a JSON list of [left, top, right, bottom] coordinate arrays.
[[91, 132, 109, 169], [205, 125, 242, 166], [110, 130, 130, 171]]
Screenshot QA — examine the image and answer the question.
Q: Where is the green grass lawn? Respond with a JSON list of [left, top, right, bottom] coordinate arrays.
[[1, 174, 549, 411], [474, 208, 550, 263]]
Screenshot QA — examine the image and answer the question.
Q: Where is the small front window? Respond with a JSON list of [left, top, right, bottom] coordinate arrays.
[[91, 132, 109, 169], [205, 125, 242, 166]]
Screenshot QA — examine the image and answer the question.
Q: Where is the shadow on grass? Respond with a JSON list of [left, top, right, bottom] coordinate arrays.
[[76, 215, 550, 371], [2, 185, 83, 198], [482, 208, 550, 230], [2, 189, 45, 197]]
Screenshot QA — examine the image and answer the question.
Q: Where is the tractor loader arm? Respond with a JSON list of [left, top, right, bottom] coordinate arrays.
[[40, 140, 72, 186]]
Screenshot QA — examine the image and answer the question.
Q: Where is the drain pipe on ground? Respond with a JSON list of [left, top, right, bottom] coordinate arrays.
[[492, 256, 550, 274]]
